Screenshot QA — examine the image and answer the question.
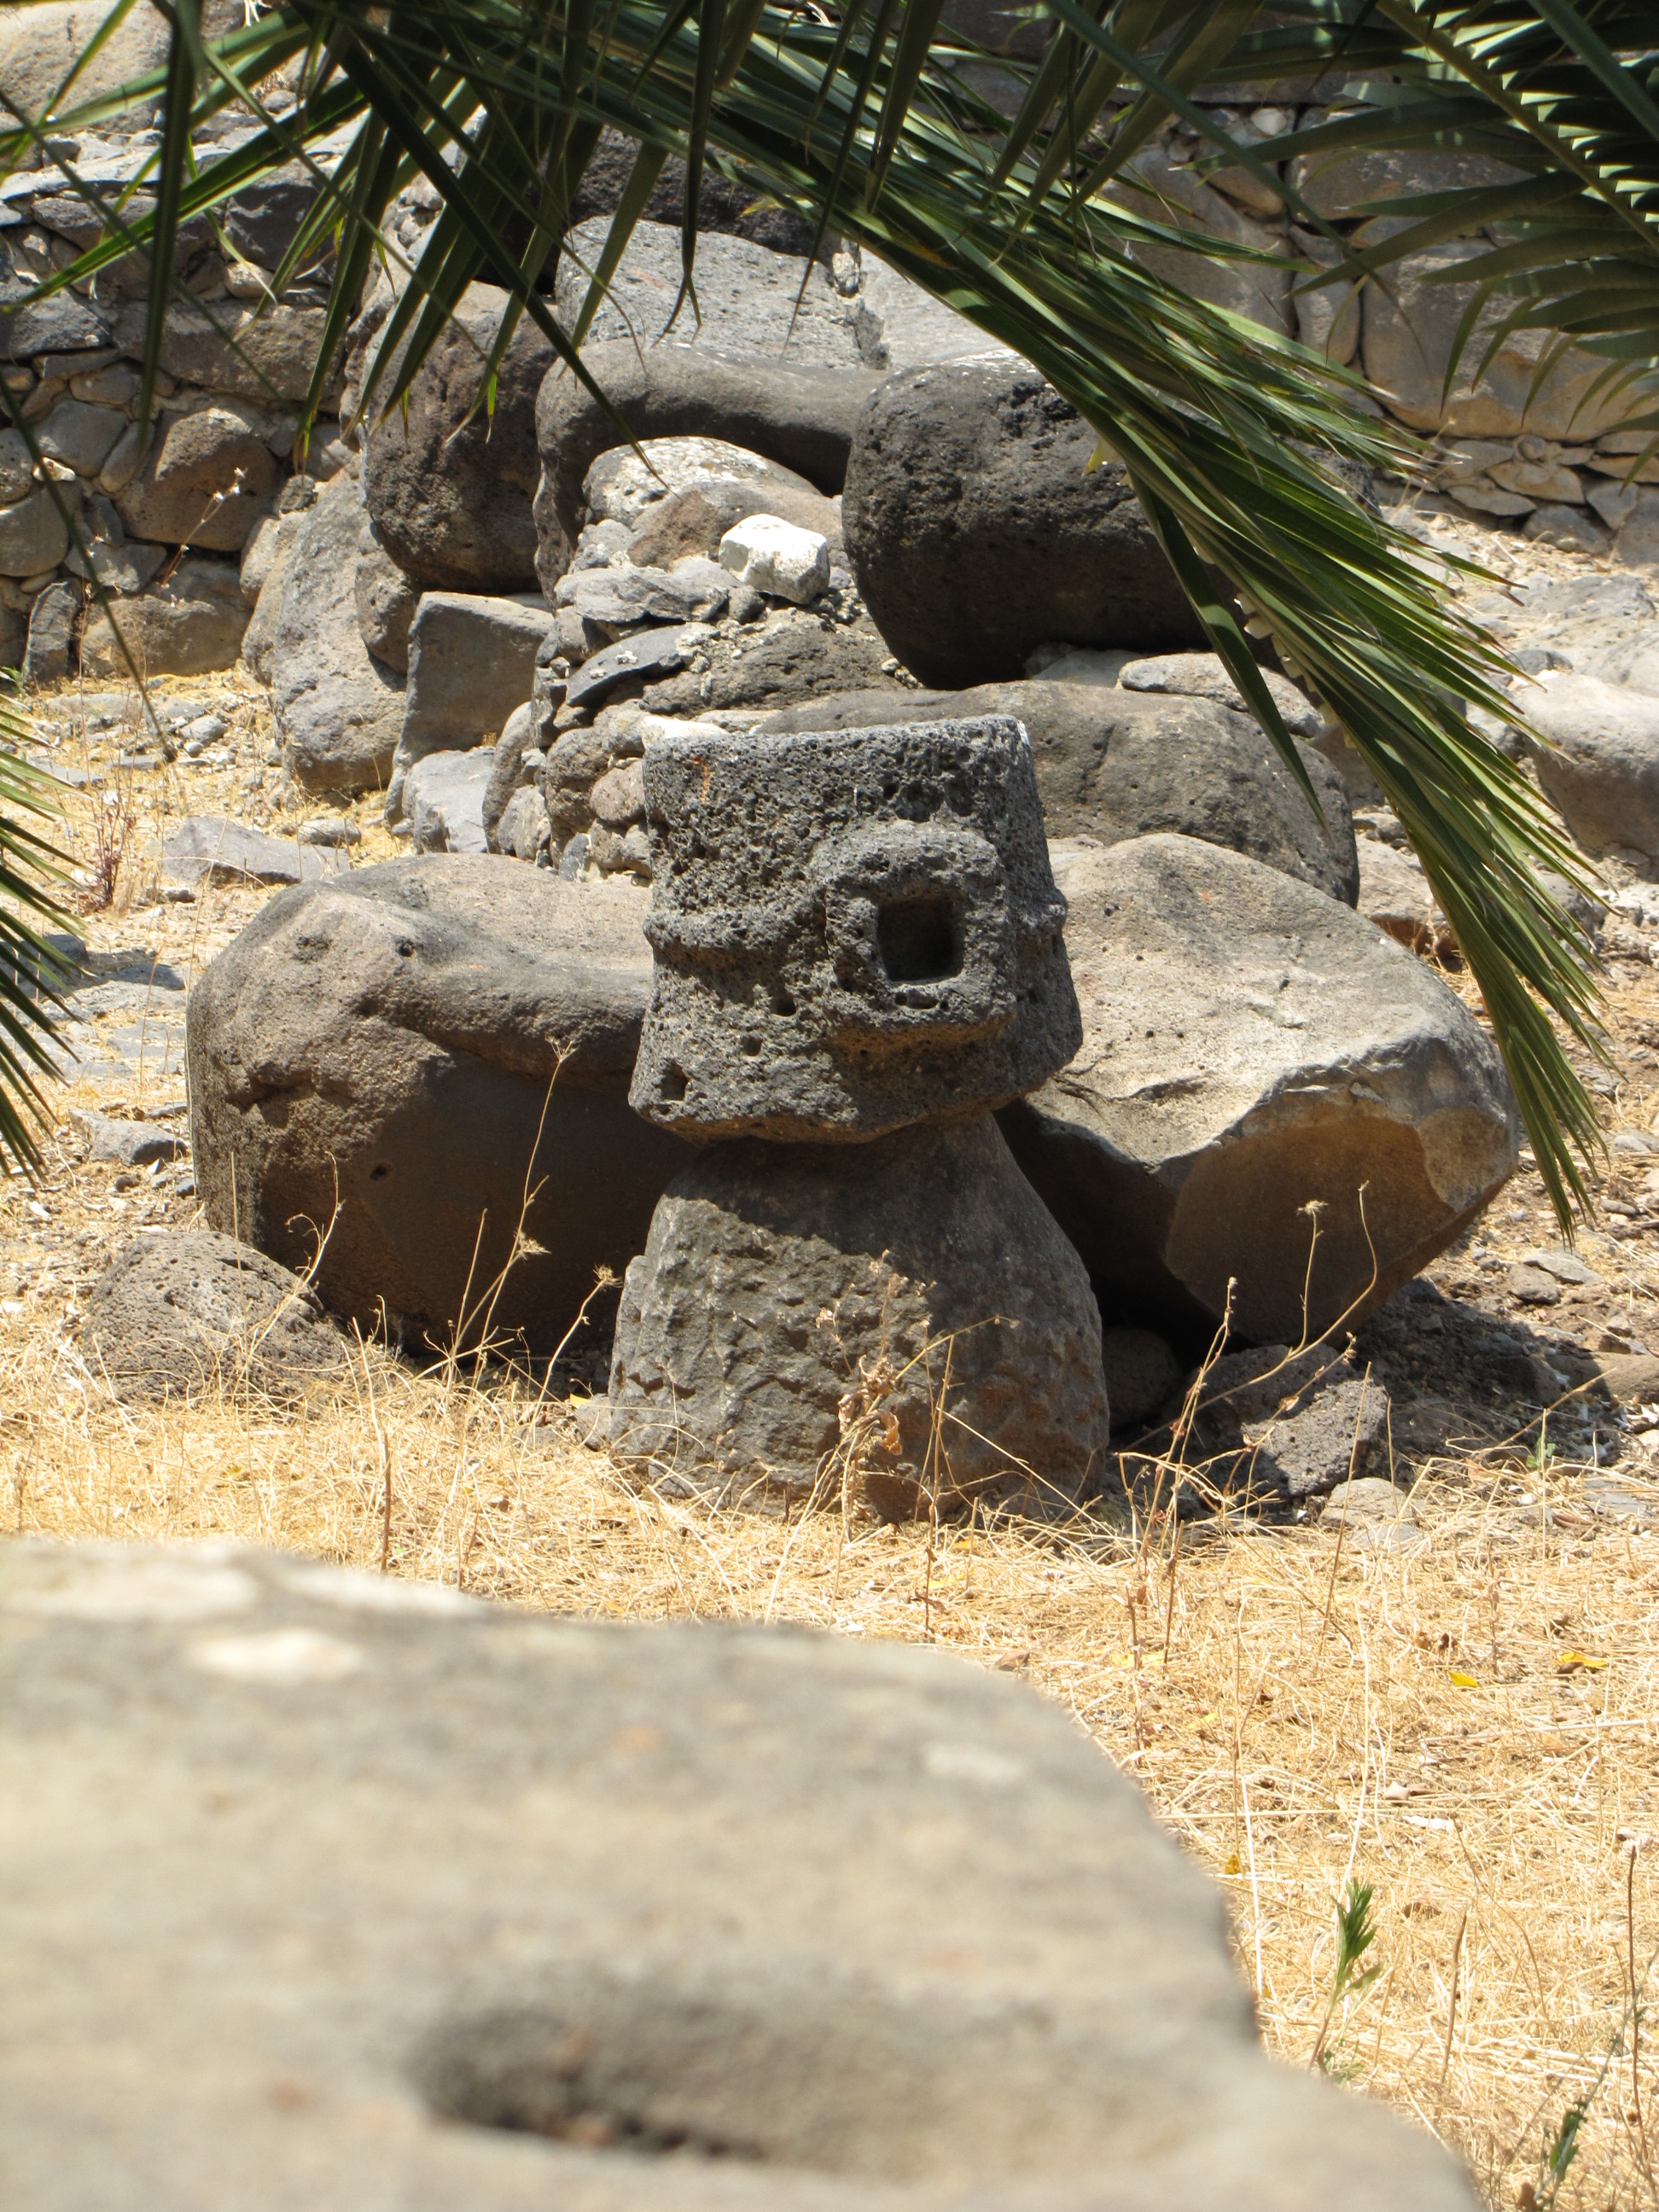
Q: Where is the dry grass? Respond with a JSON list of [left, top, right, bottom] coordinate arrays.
[[8, 662, 1659, 2206], [6, 1292, 1659, 2212]]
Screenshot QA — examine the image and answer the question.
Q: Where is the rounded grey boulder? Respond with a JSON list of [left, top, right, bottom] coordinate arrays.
[[187, 857, 690, 1356], [756, 678, 1359, 904], [999, 835, 1520, 1345], [631, 718, 1080, 1141], [271, 472, 406, 795], [362, 283, 552, 593], [1516, 667, 1659, 859], [608, 1115, 1112, 1516], [843, 361, 1204, 686]]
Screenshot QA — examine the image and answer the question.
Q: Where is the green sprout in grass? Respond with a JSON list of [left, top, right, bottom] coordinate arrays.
[[1309, 1880, 1382, 2076]]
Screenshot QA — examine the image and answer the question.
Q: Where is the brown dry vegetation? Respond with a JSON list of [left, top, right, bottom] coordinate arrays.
[[6, 665, 1659, 2209], [9, 1239, 1659, 2211]]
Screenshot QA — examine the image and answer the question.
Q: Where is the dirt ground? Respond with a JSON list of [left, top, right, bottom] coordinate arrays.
[[5, 657, 1659, 2209]]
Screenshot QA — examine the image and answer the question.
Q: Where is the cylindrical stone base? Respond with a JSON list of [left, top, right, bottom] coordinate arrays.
[[606, 1115, 1112, 1517]]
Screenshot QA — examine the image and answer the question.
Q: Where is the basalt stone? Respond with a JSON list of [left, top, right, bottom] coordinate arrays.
[[999, 835, 1521, 1346], [637, 610, 905, 720], [1155, 1346, 1392, 1507], [568, 125, 818, 254], [631, 718, 1080, 1141], [361, 283, 551, 593], [1516, 669, 1659, 859], [534, 340, 879, 592], [0, 1537, 1482, 2212], [116, 404, 281, 553], [81, 556, 249, 678], [354, 523, 420, 672], [83, 1228, 345, 1404], [554, 219, 864, 369], [271, 473, 405, 796], [608, 1113, 1112, 1515], [755, 680, 1359, 904], [186, 858, 690, 1356], [842, 361, 1203, 687]]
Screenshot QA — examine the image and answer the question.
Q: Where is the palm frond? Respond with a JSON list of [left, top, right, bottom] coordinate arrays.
[[0, 704, 77, 1176], [0, 0, 1630, 1220]]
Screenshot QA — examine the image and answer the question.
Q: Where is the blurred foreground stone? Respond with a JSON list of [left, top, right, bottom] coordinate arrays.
[[0, 1540, 1481, 2212]]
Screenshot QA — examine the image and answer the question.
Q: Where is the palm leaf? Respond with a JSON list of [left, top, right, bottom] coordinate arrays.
[[1, 0, 1632, 1222], [0, 708, 77, 1177]]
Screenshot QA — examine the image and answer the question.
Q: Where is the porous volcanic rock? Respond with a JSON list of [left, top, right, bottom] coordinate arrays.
[[534, 339, 877, 591], [842, 361, 1203, 686], [1143, 1345, 1393, 1506], [0, 1538, 1481, 2212], [998, 835, 1520, 1345], [113, 297, 344, 407], [361, 283, 551, 593], [390, 591, 554, 815], [186, 858, 690, 1355], [115, 404, 281, 553], [354, 521, 420, 671], [0, 487, 70, 577], [83, 1229, 344, 1403], [271, 473, 405, 795], [630, 718, 1079, 1141], [554, 219, 865, 367], [158, 817, 306, 889], [568, 125, 818, 253], [405, 748, 492, 854], [636, 610, 905, 720], [608, 1115, 1112, 1516], [756, 681, 1358, 903]]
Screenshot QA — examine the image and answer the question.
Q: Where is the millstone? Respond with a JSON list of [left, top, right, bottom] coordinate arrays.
[[628, 717, 1080, 1142], [606, 1114, 1112, 1517]]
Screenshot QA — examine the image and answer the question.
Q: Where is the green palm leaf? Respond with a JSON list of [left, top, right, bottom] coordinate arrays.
[[0, 0, 1633, 1222]]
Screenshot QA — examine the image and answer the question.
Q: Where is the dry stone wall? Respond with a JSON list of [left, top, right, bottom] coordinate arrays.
[[0, 67, 1654, 707]]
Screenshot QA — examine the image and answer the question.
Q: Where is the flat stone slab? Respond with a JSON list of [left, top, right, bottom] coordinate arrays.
[[158, 817, 305, 888], [70, 1109, 187, 1168], [0, 1540, 1480, 2212], [566, 621, 709, 710]]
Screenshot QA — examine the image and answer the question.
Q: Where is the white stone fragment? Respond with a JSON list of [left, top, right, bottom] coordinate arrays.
[[717, 514, 830, 605]]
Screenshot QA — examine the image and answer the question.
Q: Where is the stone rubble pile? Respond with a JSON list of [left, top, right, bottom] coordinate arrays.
[[172, 155, 1659, 1518]]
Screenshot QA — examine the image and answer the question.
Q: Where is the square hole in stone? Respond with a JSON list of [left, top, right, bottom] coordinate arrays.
[[876, 894, 961, 985]]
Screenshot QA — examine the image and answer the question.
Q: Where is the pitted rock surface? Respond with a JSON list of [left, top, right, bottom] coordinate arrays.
[[84, 1229, 344, 1402], [0, 1538, 1480, 2212], [607, 1115, 1111, 1515], [998, 835, 1521, 1346], [629, 718, 1080, 1141], [755, 680, 1359, 904]]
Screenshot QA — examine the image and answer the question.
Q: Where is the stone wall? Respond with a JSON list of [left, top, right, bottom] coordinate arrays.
[[1, 59, 1655, 692], [0, 81, 350, 685]]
